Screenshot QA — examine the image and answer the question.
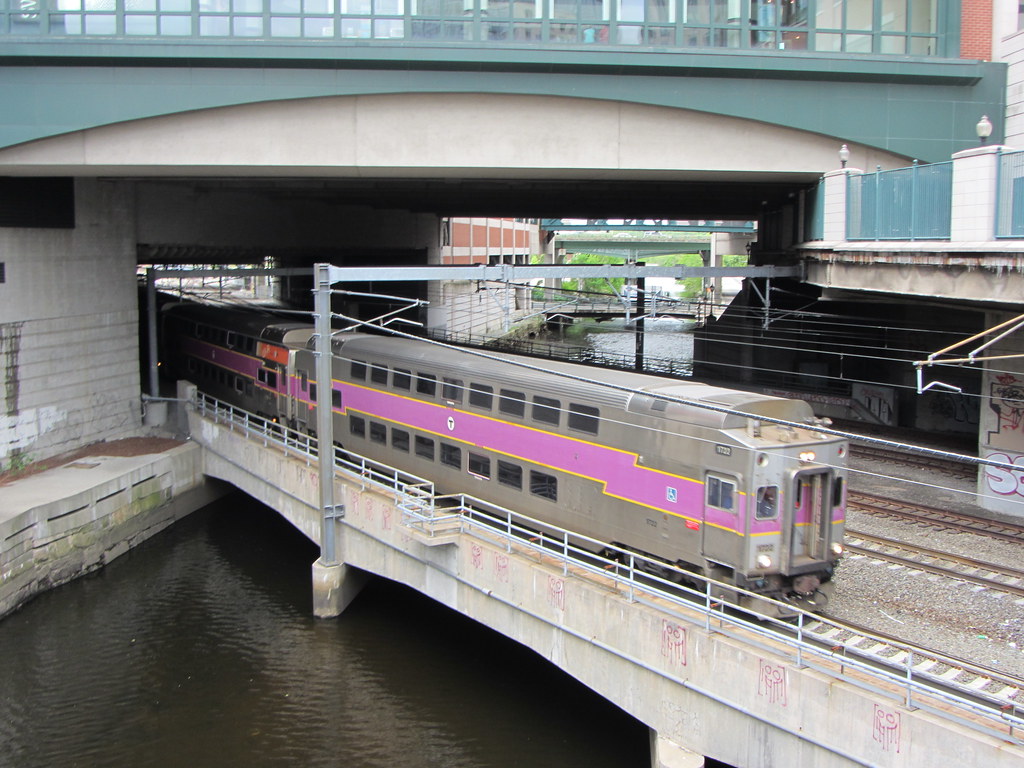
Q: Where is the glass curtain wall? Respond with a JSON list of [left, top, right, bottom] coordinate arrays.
[[1, 0, 947, 56]]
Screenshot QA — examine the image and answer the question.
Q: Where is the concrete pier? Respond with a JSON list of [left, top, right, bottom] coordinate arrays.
[[650, 732, 706, 768], [311, 557, 369, 618]]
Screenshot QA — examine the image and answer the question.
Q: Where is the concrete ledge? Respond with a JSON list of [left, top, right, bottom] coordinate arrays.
[[0, 442, 226, 619]]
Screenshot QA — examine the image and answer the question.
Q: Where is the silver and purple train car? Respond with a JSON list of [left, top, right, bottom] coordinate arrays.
[[162, 301, 847, 613]]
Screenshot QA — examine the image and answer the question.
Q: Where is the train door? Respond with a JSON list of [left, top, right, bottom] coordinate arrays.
[[786, 468, 832, 564], [701, 472, 743, 569]]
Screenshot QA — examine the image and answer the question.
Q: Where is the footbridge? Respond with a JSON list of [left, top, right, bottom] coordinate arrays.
[[182, 382, 1024, 768]]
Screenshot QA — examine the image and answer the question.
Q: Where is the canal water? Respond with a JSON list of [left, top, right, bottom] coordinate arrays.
[[0, 494, 657, 768], [532, 317, 696, 375]]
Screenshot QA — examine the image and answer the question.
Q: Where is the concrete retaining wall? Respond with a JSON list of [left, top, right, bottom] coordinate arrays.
[[0, 442, 225, 618]]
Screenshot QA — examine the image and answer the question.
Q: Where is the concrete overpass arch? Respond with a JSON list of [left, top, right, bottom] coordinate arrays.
[[0, 91, 909, 181]]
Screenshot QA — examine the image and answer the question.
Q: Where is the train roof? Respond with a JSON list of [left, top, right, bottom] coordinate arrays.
[[162, 301, 315, 345], [331, 333, 816, 429]]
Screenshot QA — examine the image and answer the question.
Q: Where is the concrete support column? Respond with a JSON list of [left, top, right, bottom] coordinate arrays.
[[312, 558, 369, 618], [950, 144, 1005, 241], [649, 731, 705, 768], [821, 167, 862, 241]]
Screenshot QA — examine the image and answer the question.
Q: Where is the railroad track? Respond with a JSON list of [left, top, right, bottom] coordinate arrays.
[[849, 443, 977, 480], [844, 529, 1024, 599], [848, 490, 1024, 544], [799, 616, 1024, 715]]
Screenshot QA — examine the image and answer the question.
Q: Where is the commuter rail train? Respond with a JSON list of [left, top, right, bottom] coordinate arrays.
[[161, 300, 847, 613]]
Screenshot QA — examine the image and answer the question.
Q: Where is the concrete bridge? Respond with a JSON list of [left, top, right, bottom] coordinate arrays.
[[183, 382, 1024, 768]]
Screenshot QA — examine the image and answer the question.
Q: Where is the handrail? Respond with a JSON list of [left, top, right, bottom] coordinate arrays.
[[192, 390, 1024, 745]]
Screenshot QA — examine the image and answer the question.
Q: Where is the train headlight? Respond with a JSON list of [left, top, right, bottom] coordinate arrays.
[[799, 451, 816, 462], [756, 555, 773, 569], [831, 542, 844, 557]]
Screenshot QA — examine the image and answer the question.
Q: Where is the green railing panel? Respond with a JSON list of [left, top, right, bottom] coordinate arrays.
[[847, 161, 952, 241]]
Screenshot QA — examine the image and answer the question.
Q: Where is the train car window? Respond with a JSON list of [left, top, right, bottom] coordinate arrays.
[[351, 361, 367, 380], [415, 435, 435, 460], [832, 477, 844, 508], [300, 372, 308, 391], [499, 460, 524, 489], [532, 396, 560, 426], [243, 337, 256, 354], [469, 383, 493, 410], [257, 369, 278, 388], [568, 403, 600, 434], [530, 470, 558, 501], [442, 378, 463, 403], [707, 476, 736, 512], [440, 442, 462, 469], [497, 460, 522, 489], [349, 415, 366, 438], [225, 332, 237, 349], [416, 373, 437, 397], [468, 452, 491, 478], [369, 421, 387, 444], [234, 376, 244, 394], [499, 389, 526, 417], [392, 429, 410, 452], [393, 368, 412, 390], [187, 358, 197, 374], [755, 485, 779, 520], [245, 381, 254, 397], [332, 389, 342, 409], [370, 363, 388, 386]]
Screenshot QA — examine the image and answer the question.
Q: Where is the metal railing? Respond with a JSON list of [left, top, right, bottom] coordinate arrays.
[[996, 148, 1024, 238], [192, 391, 1024, 746], [847, 160, 953, 241]]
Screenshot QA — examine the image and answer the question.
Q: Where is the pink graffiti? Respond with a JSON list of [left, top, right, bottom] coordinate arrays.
[[381, 505, 392, 531], [471, 544, 484, 570], [660, 620, 687, 667], [493, 553, 510, 583], [872, 705, 901, 753], [983, 451, 1024, 497], [548, 576, 565, 611], [757, 659, 787, 706]]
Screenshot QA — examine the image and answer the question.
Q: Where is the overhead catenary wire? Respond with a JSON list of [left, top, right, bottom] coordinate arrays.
[[327, 307, 1024, 476]]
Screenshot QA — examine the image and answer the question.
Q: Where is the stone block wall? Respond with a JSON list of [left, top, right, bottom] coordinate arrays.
[[0, 179, 141, 466]]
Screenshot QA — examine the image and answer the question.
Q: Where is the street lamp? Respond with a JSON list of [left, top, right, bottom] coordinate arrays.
[[838, 144, 850, 168], [976, 115, 993, 145]]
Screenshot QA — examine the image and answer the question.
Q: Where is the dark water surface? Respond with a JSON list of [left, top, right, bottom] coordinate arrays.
[[0, 495, 653, 768]]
